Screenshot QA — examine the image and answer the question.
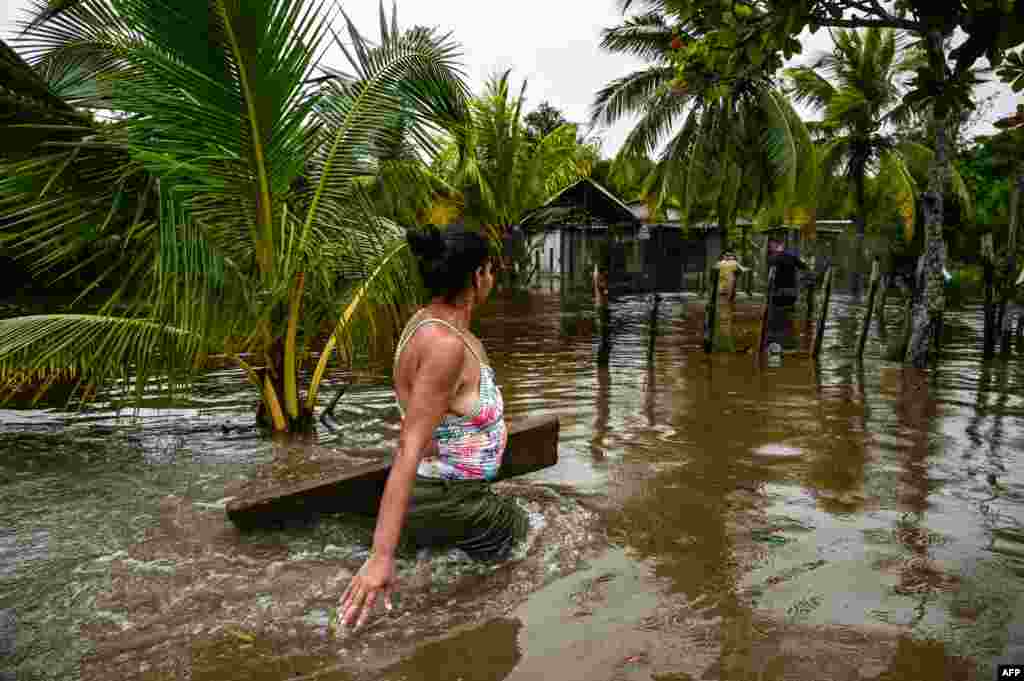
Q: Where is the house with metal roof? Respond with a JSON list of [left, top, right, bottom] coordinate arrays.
[[519, 177, 856, 294], [520, 178, 726, 294]]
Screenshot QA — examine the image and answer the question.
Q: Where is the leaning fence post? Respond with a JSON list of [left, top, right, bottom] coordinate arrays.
[[812, 265, 833, 359], [806, 268, 817, 322], [756, 266, 777, 357], [856, 259, 881, 360], [703, 268, 720, 353]]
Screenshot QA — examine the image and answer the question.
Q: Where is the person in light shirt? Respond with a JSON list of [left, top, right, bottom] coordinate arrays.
[[712, 251, 748, 351]]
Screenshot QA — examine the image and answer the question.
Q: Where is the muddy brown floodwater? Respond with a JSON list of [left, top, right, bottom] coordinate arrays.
[[4, 289, 1024, 681]]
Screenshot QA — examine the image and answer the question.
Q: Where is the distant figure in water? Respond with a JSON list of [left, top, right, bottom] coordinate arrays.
[[712, 251, 748, 352], [593, 261, 610, 308], [338, 224, 526, 631], [765, 238, 808, 352]]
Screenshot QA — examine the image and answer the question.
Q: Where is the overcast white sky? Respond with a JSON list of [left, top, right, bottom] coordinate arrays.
[[2, 0, 1018, 156]]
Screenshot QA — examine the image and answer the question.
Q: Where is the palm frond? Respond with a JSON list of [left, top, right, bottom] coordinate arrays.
[[0, 314, 205, 402], [440, 70, 582, 232], [305, 211, 422, 408], [614, 81, 692, 158], [783, 65, 836, 112], [651, 107, 698, 212], [589, 66, 676, 128], [1, 0, 476, 425], [13, 0, 139, 110], [874, 150, 918, 242], [303, 4, 468, 244], [598, 12, 674, 62], [758, 89, 800, 197]]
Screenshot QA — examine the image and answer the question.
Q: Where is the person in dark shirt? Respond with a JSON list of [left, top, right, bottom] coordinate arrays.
[[765, 239, 808, 351]]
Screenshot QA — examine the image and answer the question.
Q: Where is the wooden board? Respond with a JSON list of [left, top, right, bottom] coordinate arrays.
[[225, 415, 560, 529]]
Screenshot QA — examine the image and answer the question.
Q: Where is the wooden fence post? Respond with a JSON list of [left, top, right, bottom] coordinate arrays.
[[856, 259, 881, 360], [812, 266, 833, 359], [757, 266, 777, 357], [876, 273, 889, 341], [704, 268, 720, 354]]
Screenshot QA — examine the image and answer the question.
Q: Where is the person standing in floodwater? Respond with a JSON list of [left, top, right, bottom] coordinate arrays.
[[337, 225, 527, 632], [712, 251, 748, 352], [765, 238, 808, 352]]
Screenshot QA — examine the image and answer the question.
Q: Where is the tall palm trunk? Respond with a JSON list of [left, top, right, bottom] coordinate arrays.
[[905, 32, 952, 368], [905, 119, 948, 362], [851, 164, 868, 301]]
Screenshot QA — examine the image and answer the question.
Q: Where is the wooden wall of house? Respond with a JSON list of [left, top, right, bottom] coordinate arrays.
[[533, 224, 718, 294]]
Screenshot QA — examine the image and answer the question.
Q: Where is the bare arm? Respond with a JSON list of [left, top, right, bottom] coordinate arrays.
[[338, 330, 465, 631], [371, 333, 464, 558]]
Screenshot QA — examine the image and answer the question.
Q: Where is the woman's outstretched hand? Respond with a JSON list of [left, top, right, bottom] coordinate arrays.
[[337, 551, 396, 632]]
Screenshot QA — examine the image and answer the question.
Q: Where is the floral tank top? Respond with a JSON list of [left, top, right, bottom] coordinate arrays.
[[393, 317, 507, 481]]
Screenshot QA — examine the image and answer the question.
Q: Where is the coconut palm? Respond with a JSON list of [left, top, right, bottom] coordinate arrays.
[[439, 72, 586, 233], [429, 71, 588, 285], [590, 6, 815, 253], [0, 0, 469, 433], [784, 28, 926, 297]]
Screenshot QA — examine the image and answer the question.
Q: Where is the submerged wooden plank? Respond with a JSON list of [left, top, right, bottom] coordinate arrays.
[[226, 415, 560, 529]]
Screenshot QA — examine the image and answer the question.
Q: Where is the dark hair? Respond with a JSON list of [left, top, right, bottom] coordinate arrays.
[[407, 224, 492, 301]]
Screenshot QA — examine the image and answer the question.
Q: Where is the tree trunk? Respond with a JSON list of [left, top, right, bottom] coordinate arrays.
[[851, 167, 868, 302], [999, 171, 1023, 355], [254, 337, 315, 434], [982, 233, 997, 359], [905, 102, 949, 368]]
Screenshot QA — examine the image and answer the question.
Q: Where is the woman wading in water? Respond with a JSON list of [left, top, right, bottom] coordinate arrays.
[[338, 225, 527, 631]]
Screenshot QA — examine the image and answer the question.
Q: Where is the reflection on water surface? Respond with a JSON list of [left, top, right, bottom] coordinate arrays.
[[3, 290, 1024, 680]]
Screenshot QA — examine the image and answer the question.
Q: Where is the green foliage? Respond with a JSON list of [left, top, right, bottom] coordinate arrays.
[[593, 3, 816, 247], [648, 1, 1024, 85], [435, 71, 587, 234], [0, 0, 470, 425], [648, 0, 1024, 252], [958, 141, 1012, 227], [524, 101, 569, 142], [786, 27, 947, 244], [997, 50, 1024, 92]]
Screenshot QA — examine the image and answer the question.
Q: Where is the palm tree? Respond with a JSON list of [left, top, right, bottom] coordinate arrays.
[[433, 71, 588, 283], [0, 0, 469, 433], [784, 28, 924, 299], [590, 6, 814, 255]]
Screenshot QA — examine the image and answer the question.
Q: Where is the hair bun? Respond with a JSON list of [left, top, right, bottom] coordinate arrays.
[[408, 225, 447, 260]]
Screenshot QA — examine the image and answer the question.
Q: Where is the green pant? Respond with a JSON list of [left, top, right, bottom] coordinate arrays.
[[403, 476, 528, 561], [714, 297, 737, 352]]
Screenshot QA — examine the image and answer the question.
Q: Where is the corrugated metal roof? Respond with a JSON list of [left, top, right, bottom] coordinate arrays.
[[521, 177, 639, 226]]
